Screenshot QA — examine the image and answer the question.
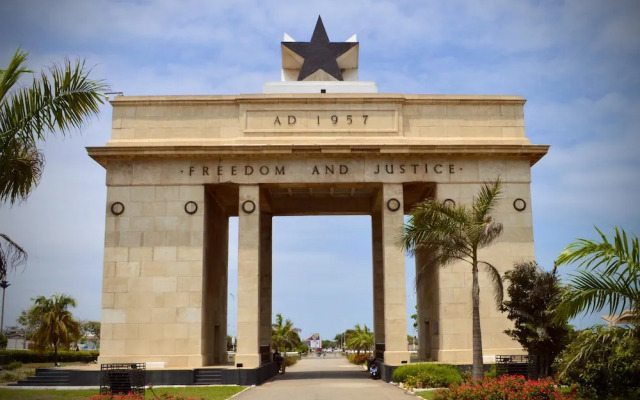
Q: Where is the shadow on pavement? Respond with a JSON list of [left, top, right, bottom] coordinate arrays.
[[275, 369, 368, 380]]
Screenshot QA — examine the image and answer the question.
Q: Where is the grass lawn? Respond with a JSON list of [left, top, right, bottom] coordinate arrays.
[[0, 386, 246, 400], [415, 390, 438, 399]]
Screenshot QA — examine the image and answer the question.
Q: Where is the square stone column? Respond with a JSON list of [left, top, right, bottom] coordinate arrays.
[[259, 213, 273, 351], [381, 183, 410, 365], [235, 185, 261, 368], [371, 209, 385, 345]]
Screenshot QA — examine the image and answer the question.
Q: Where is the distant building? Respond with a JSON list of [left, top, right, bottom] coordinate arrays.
[[305, 333, 321, 350]]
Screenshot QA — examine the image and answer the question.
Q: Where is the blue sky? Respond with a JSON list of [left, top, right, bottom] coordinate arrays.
[[1, 0, 639, 342]]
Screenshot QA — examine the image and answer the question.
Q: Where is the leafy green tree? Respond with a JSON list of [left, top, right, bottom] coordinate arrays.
[[402, 179, 504, 379], [555, 226, 639, 323], [345, 323, 373, 354], [1, 48, 107, 204], [30, 294, 81, 364], [502, 261, 572, 377], [271, 313, 301, 352], [555, 325, 640, 400], [0, 331, 7, 350]]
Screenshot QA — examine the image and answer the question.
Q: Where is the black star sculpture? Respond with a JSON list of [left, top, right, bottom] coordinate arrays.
[[282, 16, 358, 81]]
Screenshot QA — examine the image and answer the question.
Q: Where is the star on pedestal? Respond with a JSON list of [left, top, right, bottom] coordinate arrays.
[[282, 16, 358, 81]]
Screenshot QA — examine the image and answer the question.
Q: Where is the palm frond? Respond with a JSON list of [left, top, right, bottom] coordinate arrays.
[[479, 261, 504, 309], [556, 270, 638, 321], [0, 233, 28, 278], [0, 48, 32, 102], [0, 57, 108, 144], [472, 179, 502, 223], [556, 226, 639, 276], [0, 140, 44, 204]]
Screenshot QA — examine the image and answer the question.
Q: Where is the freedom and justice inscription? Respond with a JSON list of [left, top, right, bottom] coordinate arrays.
[[181, 162, 458, 177]]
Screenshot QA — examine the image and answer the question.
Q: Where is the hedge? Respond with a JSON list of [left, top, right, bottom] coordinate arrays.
[[0, 350, 99, 364], [392, 363, 462, 387]]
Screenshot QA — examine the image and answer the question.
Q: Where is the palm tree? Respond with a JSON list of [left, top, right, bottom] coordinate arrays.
[[555, 226, 639, 324], [0, 49, 106, 300], [345, 323, 374, 354], [271, 313, 301, 352], [402, 179, 504, 379], [1, 48, 107, 204], [31, 294, 81, 365]]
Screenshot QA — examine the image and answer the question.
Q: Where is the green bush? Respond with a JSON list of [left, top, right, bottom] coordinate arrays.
[[0, 349, 99, 364], [484, 363, 497, 378], [4, 361, 22, 371], [283, 356, 298, 367], [392, 363, 462, 388], [0, 366, 35, 384], [347, 353, 370, 365]]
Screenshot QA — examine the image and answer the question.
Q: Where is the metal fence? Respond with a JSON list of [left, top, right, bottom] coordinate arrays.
[[100, 363, 146, 395], [495, 355, 538, 380]]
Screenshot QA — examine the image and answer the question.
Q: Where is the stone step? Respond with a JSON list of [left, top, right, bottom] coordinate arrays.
[[194, 369, 223, 385]]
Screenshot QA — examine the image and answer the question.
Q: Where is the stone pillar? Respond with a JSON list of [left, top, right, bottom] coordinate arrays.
[[415, 248, 434, 361], [259, 213, 273, 352], [235, 185, 261, 368], [371, 209, 385, 345], [202, 188, 229, 365], [381, 183, 410, 365]]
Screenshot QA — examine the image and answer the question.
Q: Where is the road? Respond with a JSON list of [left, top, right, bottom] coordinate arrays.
[[233, 355, 416, 400]]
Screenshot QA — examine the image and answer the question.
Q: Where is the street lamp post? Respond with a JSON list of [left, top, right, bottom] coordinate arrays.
[[0, 280, 10, 333]]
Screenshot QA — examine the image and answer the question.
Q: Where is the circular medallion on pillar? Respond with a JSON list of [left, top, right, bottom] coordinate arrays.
[[443, 199, 456, 208], [242, 200, 256, 214], [184, 201, 198, 215], [386, 198, 401, 212], [513, 198, 527, 212], [110, 202, 125, 216]]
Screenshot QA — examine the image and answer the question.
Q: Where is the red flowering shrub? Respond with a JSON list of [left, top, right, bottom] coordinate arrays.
[[433, 375, 579, 400], [88, 394, 144, 400], [88, 393, 202, 400]]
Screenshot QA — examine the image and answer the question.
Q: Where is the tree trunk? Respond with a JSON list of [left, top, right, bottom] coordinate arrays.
[[471, 261, 484, 380], [54, 343, 58, 366]]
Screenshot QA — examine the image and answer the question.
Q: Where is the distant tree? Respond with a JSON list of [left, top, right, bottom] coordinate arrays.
[[80, 320, 100, 349], [502, 261, 573, 377], [345, 323, 373, 354], [411, 304, 418, 332], [555, 226, 639, 324], [30, 294, 81, 364], [322, 339, 336, 349], [226, 335, 233, 351], [271, 313, 301, 352], [17, 306, 39, 339], [0, 332, 7, 350], [402, 179, 504, 379]]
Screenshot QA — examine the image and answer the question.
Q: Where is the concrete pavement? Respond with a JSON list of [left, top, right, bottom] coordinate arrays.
[[233, 355, 416, 400]]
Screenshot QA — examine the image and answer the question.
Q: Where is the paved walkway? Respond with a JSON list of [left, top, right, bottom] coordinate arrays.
[[234, 356, 415, 400]]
